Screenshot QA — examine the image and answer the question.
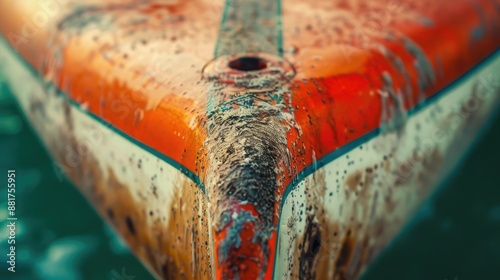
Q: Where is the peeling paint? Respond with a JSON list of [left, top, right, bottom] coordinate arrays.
[[202, 52, 297, 279]]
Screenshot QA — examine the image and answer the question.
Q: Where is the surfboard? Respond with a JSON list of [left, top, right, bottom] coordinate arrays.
[[0, 0, 499, 279]]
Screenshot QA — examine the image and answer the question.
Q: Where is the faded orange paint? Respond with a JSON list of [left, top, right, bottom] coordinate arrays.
[[0, 0, 497, 185]]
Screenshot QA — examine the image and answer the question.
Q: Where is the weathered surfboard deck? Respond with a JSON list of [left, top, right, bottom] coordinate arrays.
[[0, 0, 499, 279]]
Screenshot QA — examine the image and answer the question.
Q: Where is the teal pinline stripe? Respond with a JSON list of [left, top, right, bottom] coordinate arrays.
[[271, 49, 500, 279], [214, 0, 283, 57], [213, 0, 232, 57], [276, 0, 283, 56], [213, 0, 233, 57], [0, 37, 205, 193]]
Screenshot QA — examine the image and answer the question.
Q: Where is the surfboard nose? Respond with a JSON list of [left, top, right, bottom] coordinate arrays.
[[202, 52, 295, 280]]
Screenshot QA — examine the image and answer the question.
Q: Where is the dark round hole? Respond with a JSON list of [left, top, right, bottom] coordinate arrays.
[[228, 56, 267, 72]]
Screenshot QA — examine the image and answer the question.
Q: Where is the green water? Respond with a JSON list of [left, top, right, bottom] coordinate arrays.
[[1, 84, 499, 280]]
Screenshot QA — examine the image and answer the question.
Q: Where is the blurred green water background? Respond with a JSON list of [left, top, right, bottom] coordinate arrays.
[[0, 83, 499, 280]]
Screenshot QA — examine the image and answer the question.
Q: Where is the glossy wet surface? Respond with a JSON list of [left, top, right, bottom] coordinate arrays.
[[1, 84, 500, 279]]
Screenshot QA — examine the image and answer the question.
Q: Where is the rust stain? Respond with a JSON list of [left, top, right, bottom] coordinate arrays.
[[345, 171, 362, 193]]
